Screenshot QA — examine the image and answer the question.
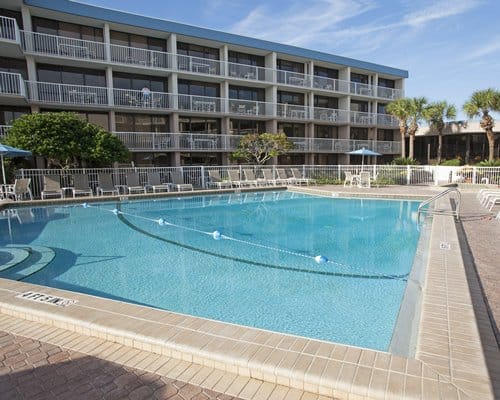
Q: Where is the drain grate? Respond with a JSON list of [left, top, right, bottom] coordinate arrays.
[[440, 242, 451, 250], [16, 291, 77, 307]]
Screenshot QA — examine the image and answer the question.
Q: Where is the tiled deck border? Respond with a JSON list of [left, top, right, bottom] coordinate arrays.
[[0, 188, 494, 399]]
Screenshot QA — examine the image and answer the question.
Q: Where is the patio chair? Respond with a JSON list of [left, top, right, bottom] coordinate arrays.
[[41, 175, 63, 199], [343, 171, 359, 187], [147, 171, 170, 193], [71, 174, 93, 198], [125, 172, 147, 194], [291, 168, 315, 186], [207, 170, 231, 189], [277, 168, 293, 185], [261, 169, 279, 186], [358, 171, 371, 188], [97, 173, 119, 196], [242, 169, 261, 186], [5, 178, 33, 201], [169, 170, 193, 191]]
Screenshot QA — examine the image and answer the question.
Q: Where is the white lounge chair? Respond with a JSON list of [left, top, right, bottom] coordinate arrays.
[[291, 168, 315, 185], [227, 169, 243, 187], [358, 171, 371, 188], [71, 174, 93, 197], [261, 169, 279, 186], [97, 173, 119, 196], [169, 170, 193, 191], [147, 171, 170, 193], [207, 170, 231, 189], [5, 178, 33, 201], [41, 175, 63, 199]]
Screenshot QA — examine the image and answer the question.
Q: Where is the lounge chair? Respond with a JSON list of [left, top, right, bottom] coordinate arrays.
[[5, 178, 33, 201], [242, 169, 261, 186], [227, 169, 243, 187], [262, 169, 280, 186], [125, 172, 147, 194], [97, 173, 119, 196], [291, 168, 315, 185], [207, 170, 231, 189], [169, 170, 193, 191], [277, 168, 293, 185], [147, 171, 170, 193], [358, 171, 371, 188], [71, 174, 93, 197], [41, 175, 63, 199]]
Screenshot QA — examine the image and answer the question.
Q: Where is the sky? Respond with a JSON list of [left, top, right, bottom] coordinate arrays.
[[79, 0, 500, 120]]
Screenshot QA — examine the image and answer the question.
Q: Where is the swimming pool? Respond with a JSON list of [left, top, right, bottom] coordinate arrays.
[[0, 191, 421, 351]]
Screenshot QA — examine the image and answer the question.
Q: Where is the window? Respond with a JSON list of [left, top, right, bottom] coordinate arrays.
[[0, 9, 23, 29], [314, 125, 338, 139], [110, 31, 166, 51], [228, 86, 264, 101], [228, 51, 264, 67], [37, 64, 106, 86], [230, 119, 265, 135], [115, 113, 168, 132], [278, 91, 304, 105], [0, 58, 27, 79], [314, 95, 338, 109], [351, 127, 368, 140], [177, 42, 219, 60], [314, 66, 339, 79], [351, 72, 368, 84], [179, 117, 220, 134], [33, 17, 103, 41], [178, 80, 219, 97], [278, 122, 305, 137], [378, 77, 395, 88], [351, 100, 368, 113], [277, 59, 304, 73], [113, 72, 167, 92], [377, 103, 388, 114], [378, 129, 394, 141], [0, 106, 30, 125]]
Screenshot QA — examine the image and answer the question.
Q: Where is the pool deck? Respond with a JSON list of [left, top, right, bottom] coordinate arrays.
[[0, 185, 498, 399]]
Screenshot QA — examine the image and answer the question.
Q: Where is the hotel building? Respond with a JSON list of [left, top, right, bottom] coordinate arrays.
[[0, 0, 408, 167]]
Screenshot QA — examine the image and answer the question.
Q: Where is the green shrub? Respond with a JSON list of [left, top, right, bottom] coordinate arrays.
[[390, 157, 419, 165], [476, 159, 500, 166], [440, 158, 462, 166]]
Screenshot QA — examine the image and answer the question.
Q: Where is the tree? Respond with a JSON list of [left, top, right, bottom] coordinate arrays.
[[463, 88, 500, 161], [386, 98, 412, 158], [423, 101, 457, 164], [4, 112, 129, 168], [231, 132, 294, 164], [407, 97, 428, 160]]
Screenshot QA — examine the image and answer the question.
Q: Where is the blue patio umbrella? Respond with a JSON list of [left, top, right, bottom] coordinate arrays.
[[0, 143, 32, 184], [347, 147, 381, 169]]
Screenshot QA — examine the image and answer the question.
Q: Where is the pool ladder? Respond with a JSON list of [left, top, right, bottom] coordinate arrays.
[[417, 186, 461, 224]]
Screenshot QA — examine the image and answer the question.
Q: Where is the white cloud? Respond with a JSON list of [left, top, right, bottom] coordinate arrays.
[[464, 37, 500, 60], [403, 0, 480, 27]]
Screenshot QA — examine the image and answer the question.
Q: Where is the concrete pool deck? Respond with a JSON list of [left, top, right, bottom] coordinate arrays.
[[0, 185, 498, 399]]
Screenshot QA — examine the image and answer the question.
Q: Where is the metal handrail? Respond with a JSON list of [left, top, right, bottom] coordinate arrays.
[[417, 186, 461, 223]]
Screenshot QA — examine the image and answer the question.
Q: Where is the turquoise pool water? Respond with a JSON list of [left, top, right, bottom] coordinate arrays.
[[0, 191, 421, 351]]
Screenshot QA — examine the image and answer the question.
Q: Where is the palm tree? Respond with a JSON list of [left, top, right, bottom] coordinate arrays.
[[407, 97, 427, 159], [386, 98, 412, 158], [463, 88, 500, 161], [423, 101, 457, 164]]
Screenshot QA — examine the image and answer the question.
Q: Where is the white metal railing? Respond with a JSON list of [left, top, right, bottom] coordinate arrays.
[[113, 88, 171, 109], [0, 16, 20, 42], [21, 30, 105, 60], [277, 103, 309, 119], [177, 54, 223, 76], [26, 81, 108, 105], [0, 124, 12, 139], [0, 72, 26, 96], [311, 75, 349, 93], [351, 111, 375, 125], [376, 86, 404, 100], [227, 62, 270, 82], [350, 81, 376, 97], [227, 98, 268, 116], [109, 43, 172, 69], [311, 107, 350, 123], [277, 70, 309, 87], [177, 93, 224, 113]]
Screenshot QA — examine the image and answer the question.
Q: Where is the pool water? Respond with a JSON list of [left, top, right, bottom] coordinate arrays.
[[0, 191, 421, 351]]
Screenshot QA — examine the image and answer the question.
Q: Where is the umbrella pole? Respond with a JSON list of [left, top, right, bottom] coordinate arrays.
[[1, 154, 6, 185]]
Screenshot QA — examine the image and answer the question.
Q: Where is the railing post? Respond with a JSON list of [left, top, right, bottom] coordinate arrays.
[[406, 165, 411, 185], [200, 165, 205, 189], [472, 167, 477, 184]]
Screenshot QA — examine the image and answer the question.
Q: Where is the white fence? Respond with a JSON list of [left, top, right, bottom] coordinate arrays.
[[13, 165, 500, 199]]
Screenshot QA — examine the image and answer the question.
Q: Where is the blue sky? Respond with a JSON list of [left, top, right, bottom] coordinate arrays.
[[79, 0, 500, 119]]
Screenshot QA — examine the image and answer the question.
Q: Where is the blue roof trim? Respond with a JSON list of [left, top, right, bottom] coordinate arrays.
[[24, 0, 408, 78]]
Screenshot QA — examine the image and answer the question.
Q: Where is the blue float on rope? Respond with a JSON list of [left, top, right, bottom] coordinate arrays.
[[212, 230, 221, 240], [314, 255, 328, 264]]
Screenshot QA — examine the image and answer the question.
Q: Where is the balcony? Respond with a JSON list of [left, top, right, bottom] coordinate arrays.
[[0, 124, 12, 139], [113, 131, 400, 155], [0, 16, 20, 42], [0, 72, 26, 97], [26, 81, 108, 106]]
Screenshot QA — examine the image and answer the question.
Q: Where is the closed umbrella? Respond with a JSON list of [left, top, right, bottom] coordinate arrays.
[[347, 147, 381, 169], [0, 144, 32, 184]]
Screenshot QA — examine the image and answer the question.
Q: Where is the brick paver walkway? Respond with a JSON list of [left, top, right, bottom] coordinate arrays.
[[0, 330, 240, 400]]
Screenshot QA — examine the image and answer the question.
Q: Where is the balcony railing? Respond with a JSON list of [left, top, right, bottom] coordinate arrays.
[[18, 30, 404, 100], [0, 16, 20, 42], [26, 81, 108, 105], [21, 31, 105, 60], [0, 72, 26, 96], [0, 124, 12, 139], [351, 111, 375, 125], [113, 131, 401, 154]]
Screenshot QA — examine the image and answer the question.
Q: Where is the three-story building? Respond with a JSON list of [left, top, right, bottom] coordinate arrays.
[[0, 0, 408, 167]]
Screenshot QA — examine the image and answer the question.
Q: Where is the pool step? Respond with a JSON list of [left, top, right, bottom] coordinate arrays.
[[0, 245, 55, 280]]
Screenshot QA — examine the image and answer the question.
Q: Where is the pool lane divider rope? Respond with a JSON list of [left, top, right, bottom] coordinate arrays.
[[81, 202, 408, 281]]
